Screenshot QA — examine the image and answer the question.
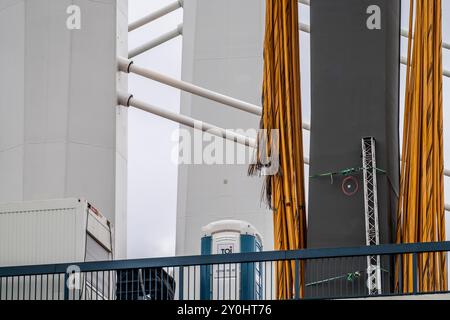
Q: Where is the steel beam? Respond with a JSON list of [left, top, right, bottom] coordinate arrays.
[[128, 0, 183, 32], [128, 24, 183, 58]]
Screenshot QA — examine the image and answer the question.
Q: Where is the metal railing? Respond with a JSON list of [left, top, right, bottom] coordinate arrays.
[[0, 242, 449, 300]]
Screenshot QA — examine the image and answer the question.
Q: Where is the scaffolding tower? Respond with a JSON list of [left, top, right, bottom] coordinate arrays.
[[361, 137, 382, 295]]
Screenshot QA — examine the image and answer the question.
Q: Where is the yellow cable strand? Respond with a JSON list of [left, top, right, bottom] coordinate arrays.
[[396, 0, 447, 293], [252, 0, 307, 299]]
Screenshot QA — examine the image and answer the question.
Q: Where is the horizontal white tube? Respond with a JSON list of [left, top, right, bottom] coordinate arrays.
[[400, 29, 450, 51], [117, 92, 311, 165], [118, 57, 311, 131], [445, 168, 450, 177], [401, 56, 450, 78], [299, 22, 310, 33], [118, 92, 256, 148], [119, 57, 262, 115], [118, 58, 448, 175], [118, 93, 449, 207], [128, 24, 183, 58], [120, 59, 312, 132], [128, 0, 183, 32]]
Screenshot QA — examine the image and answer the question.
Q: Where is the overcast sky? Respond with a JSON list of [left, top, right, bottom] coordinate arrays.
[[127, 0, 182, 258], [127, 0, 450, 259]]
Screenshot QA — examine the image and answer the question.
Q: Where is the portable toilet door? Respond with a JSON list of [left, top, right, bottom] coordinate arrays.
[[200, 220, 263, 300]]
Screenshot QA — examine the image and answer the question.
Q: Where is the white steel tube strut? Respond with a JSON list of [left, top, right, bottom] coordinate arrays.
[[299, 23, 310, 33], [128, 0, 183, 32], [445, 168, 450, 177], [400, 29, 450, 50], [117, 58, 449, 175], [118, 57, 311, 131], [117, 92, 311, 165], [128, 24, 183, 58], [118, 92, 256, 148], [400, 56, 450, 78], [116, 91, 450, 197], [119, 57, 262, 115]]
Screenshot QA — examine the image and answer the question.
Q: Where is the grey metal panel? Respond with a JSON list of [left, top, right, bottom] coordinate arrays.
[[307, 0, 400, 295]]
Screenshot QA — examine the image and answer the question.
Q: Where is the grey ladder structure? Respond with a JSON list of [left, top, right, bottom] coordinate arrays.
[[361, 137, 382, 295]]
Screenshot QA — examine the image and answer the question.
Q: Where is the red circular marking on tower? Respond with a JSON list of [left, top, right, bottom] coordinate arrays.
[[342, 176, 359, 196]]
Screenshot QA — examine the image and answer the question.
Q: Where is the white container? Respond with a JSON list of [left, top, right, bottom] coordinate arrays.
[[0, 198, 113, 267]]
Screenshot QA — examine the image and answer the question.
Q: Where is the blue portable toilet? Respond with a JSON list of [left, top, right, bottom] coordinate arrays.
[[200, 220, 263, 300]]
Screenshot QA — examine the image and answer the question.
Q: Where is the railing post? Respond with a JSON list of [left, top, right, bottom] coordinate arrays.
[[63, 273, 69, 300], [398, 255, 403, 294], [295, 260, 300, 300], [178, 266, 184, 300], [412, 253, 418, 294]]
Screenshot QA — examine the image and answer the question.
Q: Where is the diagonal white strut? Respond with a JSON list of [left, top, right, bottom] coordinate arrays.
[[128, 0, 184, 32], [117, 57, 450, 182], [119, 56, 310, 132], [117, 92, 311, 165], [118, 92, 256, 148], [119, 57, 262, 115], [128, 24, 183, 58]]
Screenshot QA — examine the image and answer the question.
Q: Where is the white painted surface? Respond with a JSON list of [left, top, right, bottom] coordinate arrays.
[[176, 0, 272, 257], [202, 220, 262, 242], [0, 0, 127, 258], [127, 0, 182, 259]]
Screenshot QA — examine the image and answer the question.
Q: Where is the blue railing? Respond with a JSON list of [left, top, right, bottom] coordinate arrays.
[[0, 242, 449, 300]]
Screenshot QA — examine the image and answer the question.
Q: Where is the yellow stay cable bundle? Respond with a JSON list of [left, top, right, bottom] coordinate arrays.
[[250, 0, 307, 299], [396, 0, 447, 293]]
